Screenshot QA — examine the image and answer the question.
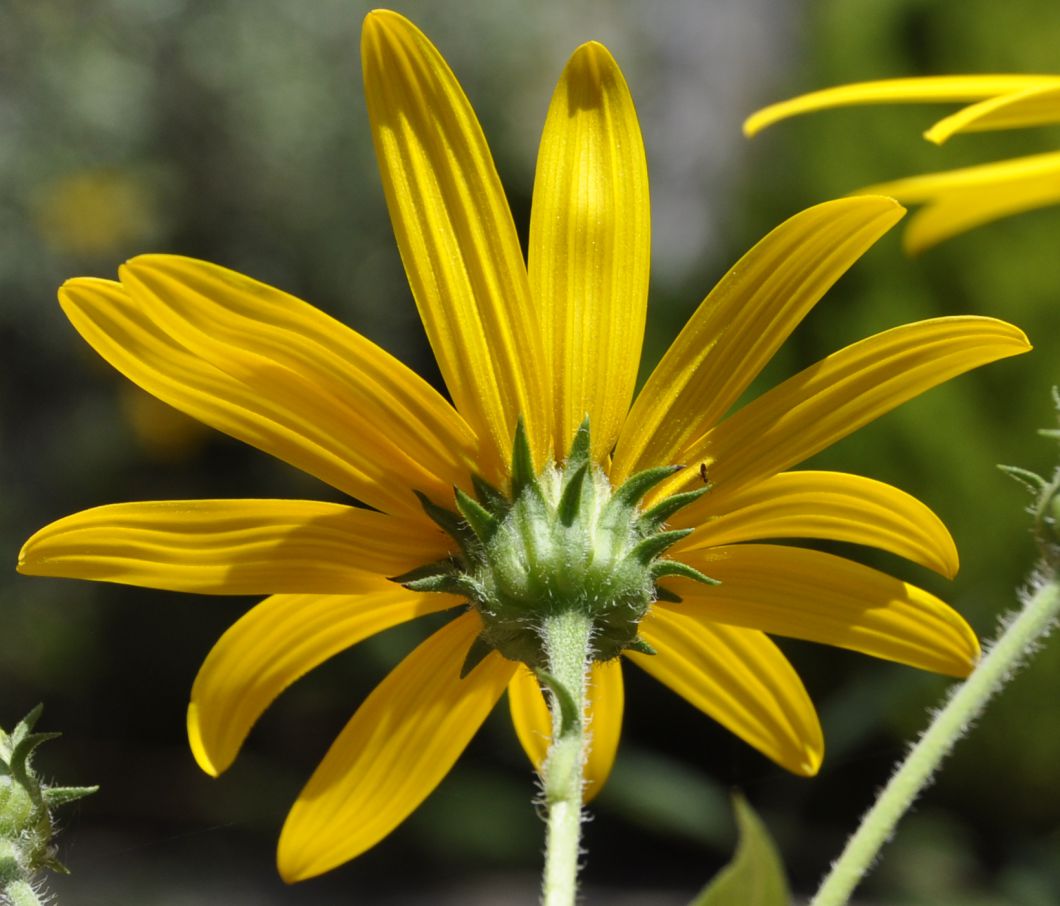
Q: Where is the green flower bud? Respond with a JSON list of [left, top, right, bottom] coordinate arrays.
[[1, 707, 97, 904], [396, 419, 716, 667]]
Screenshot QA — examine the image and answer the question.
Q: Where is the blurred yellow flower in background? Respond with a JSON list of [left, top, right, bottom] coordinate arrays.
[[33, 168, 162, 259], [746, 75, 1060, 252], [18, 10, 1030, 884]]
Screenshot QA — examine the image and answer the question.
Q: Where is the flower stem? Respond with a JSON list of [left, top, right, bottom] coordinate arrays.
[[811, 576, 1060, 906], [539, 609, 593, 906]]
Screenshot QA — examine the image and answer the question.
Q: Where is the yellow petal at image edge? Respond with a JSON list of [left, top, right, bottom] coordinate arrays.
[[17, 499, 452, 594], [188, 584, 462, 776], [924, 83, 1060, 143], [858, 154, 1060, 253], [743, 75, 1060, 137], [277, 610, 516, 882]]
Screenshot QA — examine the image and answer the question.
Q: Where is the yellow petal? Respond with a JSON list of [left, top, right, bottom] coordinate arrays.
[[925, 82, 1060, 143], [507, 659, 624, 803], [611, 197, 903, 485], [860, 149, 1060, 202], [361, 10, 548, 477], [18, 499, 451, 594], [120, 255, 479, 492], [277, 611, 516, 881], [905, 184, 1060, 254], [661, 316, 1030, 506], [744, 75, 1057, 137], [507, 665, 551, 770], [529, 41, 650, 461], [188, 583, 460, 776], [58, 278, 439, 520], [670, 544, 979, 676], [673, 470, 958, 578], [584, 659, 624, 799], [631, 608, 822, 776], [859, 153, 1060, 253]]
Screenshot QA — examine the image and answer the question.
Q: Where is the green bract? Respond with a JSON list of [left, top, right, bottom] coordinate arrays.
[[1, 707, 97, 903], [396, 419, 718, 668]]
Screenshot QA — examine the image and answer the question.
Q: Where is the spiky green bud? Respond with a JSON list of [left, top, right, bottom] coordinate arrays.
[[1, 708, 97, 905], [396, 418, 718, 666]]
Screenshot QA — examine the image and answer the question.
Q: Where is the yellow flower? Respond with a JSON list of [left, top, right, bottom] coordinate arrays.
[[19, 11, 1030, 883], [745, 75, 1060, 252]]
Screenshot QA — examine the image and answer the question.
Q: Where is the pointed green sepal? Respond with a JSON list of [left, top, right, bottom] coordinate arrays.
[[654, 585, 684, 604], [414, 491, 476, 552], [650, 559, 720, 586], [624, 637, 657, 656], [627, 528, 694, 565], [610, 465, 684, 512], [557, 463, 590, 527], [41, 786, 98, 808], [472, 473, 509, 515], [388, 558, 458, 586], [454, 487, 499, 543], [41, 854, 71, 876], [533, 668, 580, 736], [11, 733, 62, 798], [510, 418, 538, 498], [564, 417, 592, 474], [389, 560, 479, 596], [998, 464, 1047, 492], [459, 634, 495, 678], [639, 485, 712, 533]]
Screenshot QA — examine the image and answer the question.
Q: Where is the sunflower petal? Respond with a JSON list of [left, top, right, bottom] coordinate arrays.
[[58, 278, 437, 519], [631, 608, 822, 776], [18, 500, 451, 594], [529, 41, 649, 460], [361, 10, 548, 476], [859, 150, 1060, 201], [743, 75, 1057, 137], [507, 665, 551, 770], [859, 153, 1060, 253], [277, 611, 516, 881], [188, 583, 461, 777], [670, 544, 979, 676], [925, 83, 1060, 143], [507, 660, 623, 803], [611, 197, 903, 484], [119, 255, 479, 491], [673, 470, 958, 578], [584, 659, 624, 799], [662, 316, 1029, 505]]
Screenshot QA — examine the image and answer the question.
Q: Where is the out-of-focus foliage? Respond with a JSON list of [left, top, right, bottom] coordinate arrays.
[[2, 0, 1057, 903]]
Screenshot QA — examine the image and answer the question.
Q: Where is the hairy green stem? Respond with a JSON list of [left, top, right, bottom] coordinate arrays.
[[539, 610, 593, 906], [811, 576, 1060, 906]]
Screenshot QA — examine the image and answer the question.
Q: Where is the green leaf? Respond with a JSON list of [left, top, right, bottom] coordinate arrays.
[[532, 668, 579, 737], [690, 794, 791, 906]]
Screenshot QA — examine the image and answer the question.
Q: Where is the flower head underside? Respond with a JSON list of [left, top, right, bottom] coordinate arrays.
[[18, 11, 1031, 882]]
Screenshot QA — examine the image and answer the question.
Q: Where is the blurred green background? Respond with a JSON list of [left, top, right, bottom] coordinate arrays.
[[2, 0, 1057, 903]]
